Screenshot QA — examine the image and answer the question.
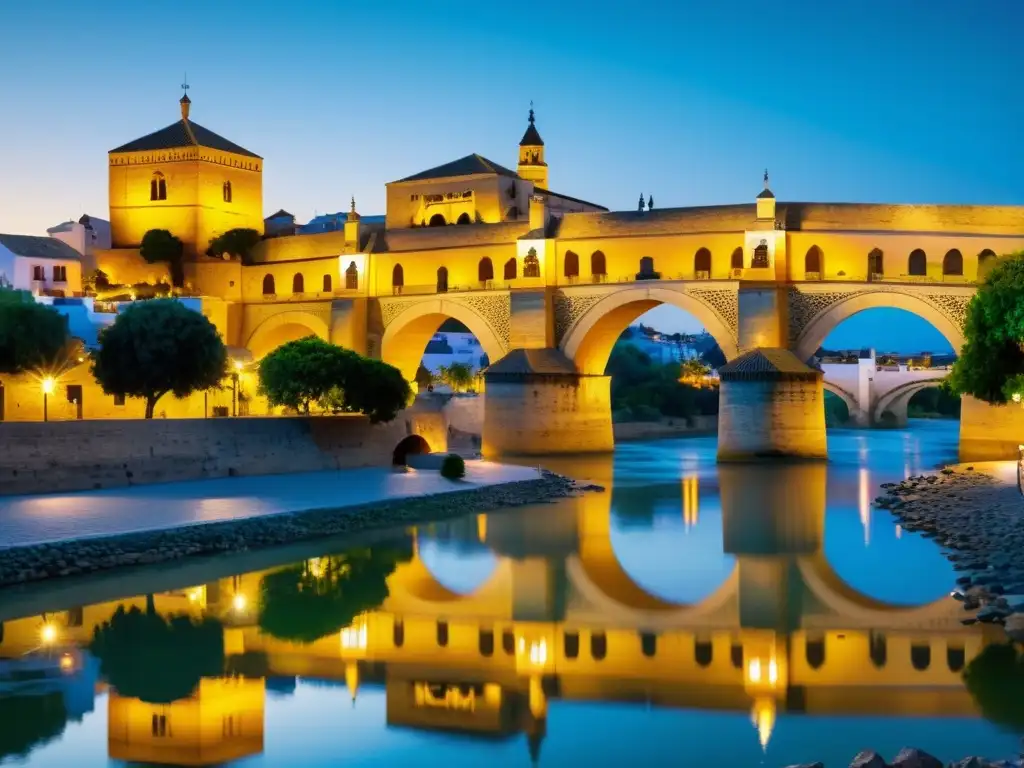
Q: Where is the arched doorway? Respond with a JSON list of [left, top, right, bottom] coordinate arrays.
[[456, 213, 472, 225], [436, 266, 449, 293], [942, 249, 963, 277], [392, 264, 404, 295], [429, 214, 447, 227], [262, 274, 275, 296], [564, 251, 580, 281], [591, 251, 607, 282], [978, 249, 997, 281], [730, 247, 744, 271], [908, 249, 927, 276], [393, 435, 430, 465], [694, 248, 711, 279], [503, 257, 517, 281], [478, 257, 494, 286], [868, 248, 884, 281], [246, 311, 331, 360], [805, 245, 823, 279]]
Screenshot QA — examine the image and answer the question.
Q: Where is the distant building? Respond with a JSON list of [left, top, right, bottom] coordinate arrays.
[[421, 331, 484, 374], [0, 233, 83, 295]]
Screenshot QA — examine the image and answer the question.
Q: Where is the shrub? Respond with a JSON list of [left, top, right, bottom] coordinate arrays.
[[440, 454, 466, 480]]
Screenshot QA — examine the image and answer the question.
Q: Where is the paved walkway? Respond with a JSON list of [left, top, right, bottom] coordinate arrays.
[[0, 462, 541, 549]]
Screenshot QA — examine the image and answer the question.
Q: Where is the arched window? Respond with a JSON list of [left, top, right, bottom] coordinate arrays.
[[292, 273, 304, 294], [523, 248, 540, 278], [564, 250, 580, 280], [978, 249, 997, 281], [868, 248, 884, 280], [478, 257, 494, 285], [393, 619, 404, 648], [806, 638, 825, 669], [805, 245, 822, 279], [694, 640, 713, 667], [436, 266, 449, 293], [730, 247, 744, 271], [908, 249, 927, 276], [150, 172, 166, 201], [590, 631, 607, 661], [503, 257, 517, 281], [947, 645, 965, 673], [222, 181, 232, 203], [752, 240, 769, 268], [943, 248, 964, 277], [694, 247, 712, 278], [910, 644, 931, 671], [456, 212, 472, 225], [262, 274, 275, 296], [345, 261, 358, 290], [564, 631, 580, 659], [436, 621, 449, 648], [869, 632, 887, 668], [429, 213, 447, 227], [392, 264, 404, 295], [322, 274, 332, 293], [639, 632, 657, 658], [637, 256, 657, 280], [591, 250, 607, 281], [479, 629, 494, 657]]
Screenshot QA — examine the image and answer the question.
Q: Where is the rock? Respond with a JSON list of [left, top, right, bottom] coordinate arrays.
[[850, 751, 889, 768], [977, 604, 1011, 623], [891, 748, 942, 768], [949, 758, 998, 768], [783, 764, 824, 768], [1005, 613, 1024, 643]]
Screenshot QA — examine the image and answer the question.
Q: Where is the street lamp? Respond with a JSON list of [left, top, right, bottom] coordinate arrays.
[[231, 359, 244, 417], [41, 377, 55, 422]]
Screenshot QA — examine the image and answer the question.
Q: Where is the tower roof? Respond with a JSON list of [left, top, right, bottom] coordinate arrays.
[[757, 168, 775, 199], [394, 153, 519, 183], [110, 93, 261, 158], [519, 108, 544, 146], [719, 348, 820, 382]]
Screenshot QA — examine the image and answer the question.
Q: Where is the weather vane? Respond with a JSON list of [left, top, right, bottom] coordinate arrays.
[[181, 73, 189, 95]]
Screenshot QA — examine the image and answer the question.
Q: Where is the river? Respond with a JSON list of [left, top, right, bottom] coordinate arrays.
[[0, 420, 1019, 767]]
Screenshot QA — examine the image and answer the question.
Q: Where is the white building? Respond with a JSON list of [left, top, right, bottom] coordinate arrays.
[[421, 332, 487, 374], [46, 214, 111, 262], [0, 234, 83, 296]]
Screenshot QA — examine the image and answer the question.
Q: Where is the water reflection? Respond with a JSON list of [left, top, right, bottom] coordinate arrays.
[[0, 423, 1018, 766]]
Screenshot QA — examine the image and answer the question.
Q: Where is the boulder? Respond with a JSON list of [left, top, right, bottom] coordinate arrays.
[[1005, 613, 1024, 643], [949, 758, 998, 768], [891, 748, 942, 768], [850, 751, 889, 768], [782, 764, 824, 768]]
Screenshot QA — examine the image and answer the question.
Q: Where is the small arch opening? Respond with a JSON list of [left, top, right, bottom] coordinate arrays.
[[436, 266, 449, 293], [805, 245, 823, 278], [639, 632, 657, 658], [393, 435, 430, 465], [943, 248, 964, 277], [564, 631, 580, 659], [393, 619, 405, 648], [868, 248, 884, 280], [730, 644, 743, 669], [150, 172, 167, 201], [908, 249, 927, 276], [456, 212, 472, 225], [910, 643, 931, 671], [479, 629, 495, 657], [429, 214, 447, 227], [806, 638, 826, 669], [262, 274, 275, 296], [502, 629, 515, 655], [478, 257, 494, 286], [695, 640, 713, 667], [730, 246, 744, 271], [392, 264, 404, 294], [636, 256, 658, 280], [503, 257, 517, 281], [694, 247, 711, 278], [869, 632, 887, 668], [591, 250, 607, 281], [564, 250, 580, 280], [291, 273, 304, 294], [322, 274, 332, 293], [523, 248, 540, 278], [345, 261, 358, 290], [947, 645, 966, 673], [978, 249, 998, 281], [436, 620, 449, 647], [591, 631, 607, 661]]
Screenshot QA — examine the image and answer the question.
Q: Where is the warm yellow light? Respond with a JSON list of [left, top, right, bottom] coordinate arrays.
[[340, 620, 368, 650], [528, 639, 548, 666], [751, 698, 776, 751], [40, 623, 58, 644], [59, 653, 74, 671], [233, 359, 244, 372], [188, 588, 203, 602], [748, 658, 762, 683], [768, 659, 778, 685], [41, 377, 56, 395], [1014, 393, 1022, 404], [232, 594, 247, 612]]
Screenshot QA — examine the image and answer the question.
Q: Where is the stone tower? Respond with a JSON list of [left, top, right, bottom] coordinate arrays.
[[517, 107, 548, 189]]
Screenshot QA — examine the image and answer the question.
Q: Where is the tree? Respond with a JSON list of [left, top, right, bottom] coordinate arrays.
[[343, 358, 412, 422], [0, 694, 68, 763], [415, 363, 434, 390], [206, 228, 261, 264], [963, 643, 1024, 733], [0, 292, 71, 374], [91, 600, 225, 704], [92, 299, 228, 418], [140, 229, 185, 287], [948, 252, 1024, 404], [678, 358, 711, 386], [438, 362, 474, 392]]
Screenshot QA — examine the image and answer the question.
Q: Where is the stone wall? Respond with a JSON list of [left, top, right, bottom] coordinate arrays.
[[717, 378, 827, 461], [0, 405, 448, 496], [959, 395, 1024, 462]]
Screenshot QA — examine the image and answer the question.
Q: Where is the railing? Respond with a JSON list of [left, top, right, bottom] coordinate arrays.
[[805, 271, 821, 281], [259, 289, 361, 302], [423, 191, 474, 205]]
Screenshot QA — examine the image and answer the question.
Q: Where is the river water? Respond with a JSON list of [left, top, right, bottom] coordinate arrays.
[[0, 420, 1020, 767]]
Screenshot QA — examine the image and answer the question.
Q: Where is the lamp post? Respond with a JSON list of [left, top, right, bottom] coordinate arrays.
[[231, 360, 244, 417], [41, 376, 55, 422]]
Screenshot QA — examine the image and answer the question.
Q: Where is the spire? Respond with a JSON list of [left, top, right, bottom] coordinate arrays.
[[180, 75, 191, 120], [638, 193, 646, 212], [757, 168, 775, 199], [519, 102, 544, 147], [347, 196, 360, 222]]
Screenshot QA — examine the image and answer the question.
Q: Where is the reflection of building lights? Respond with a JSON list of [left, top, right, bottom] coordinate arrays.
[[751, 697, 776, 751], [895, 524, 902, 539], [748, 658, 762, 683], [188, 587, 204, 602], [682, 476, 699, 532], [40, 624, 58, 644], [306, 557, 326, 579], [768, 659, 778, 685], [1014, 393, 1022, 404], [232, 594, 247, 613], [59, 654, 74, 672], [529, 639, 547, 666], [747, 657, 778, 686], [858, 467, 871, 547], [341, 621, 368, 650]]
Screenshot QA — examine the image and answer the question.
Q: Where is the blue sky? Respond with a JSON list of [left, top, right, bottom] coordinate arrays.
[[1, 0, 1019, 350]]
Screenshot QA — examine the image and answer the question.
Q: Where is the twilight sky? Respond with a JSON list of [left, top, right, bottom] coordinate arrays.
[[1, 0, 1020, 350]]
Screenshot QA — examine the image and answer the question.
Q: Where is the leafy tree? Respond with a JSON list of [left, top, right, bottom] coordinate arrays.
[[0, 293, 71, 373], [438, 362, 474, 392], [605, 343, 719, 422], [343, 357, 412, 422], [91, 598, 225, 704], [0, 694, 68, 763], [258, 544, 412, 644], [415, 363, 435, 390], [206, 228, 261, 264], [91, 299, 228, 418], [948, 252, 1024, 403], [963, 643, 1024, 733], [140, 229, 185, 287], [679, 358, 711, 385], [441, 454, 466, 480]]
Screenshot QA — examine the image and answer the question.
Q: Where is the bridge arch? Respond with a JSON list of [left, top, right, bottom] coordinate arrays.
[[561, 285, 739, 375], [793, 290, 965, 362], [380, 297, 506, 381], [872, 377, 949, 425], [246, 310, 330, 359], [822, 380, 861, 422]]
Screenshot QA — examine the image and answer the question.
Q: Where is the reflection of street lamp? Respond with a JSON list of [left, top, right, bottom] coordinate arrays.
[[231, 359, 244, 417], [40, 623, 58, 645], [41, 377, 55, 422]]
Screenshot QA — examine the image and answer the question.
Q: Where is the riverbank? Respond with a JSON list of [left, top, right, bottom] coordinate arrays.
[[788, 747, 1018, 767], [873, 462, 1024, 638], [0, 471, 597, 588], [613, 415, 717, 442]]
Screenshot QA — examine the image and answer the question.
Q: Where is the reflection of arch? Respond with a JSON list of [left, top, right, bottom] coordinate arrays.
[[262, 274, 275, 295], [564, 251, 579, 279], [943, 249, 963, 276], [380, 297, 506, 381], [793, 290, 965, 361], [503, 257, 517, 281], [456, 213, 472, 225], [429, 214, 446, 227], [871, 377, 949, 424], [908, 249, 927, 276], [393, 435, 430, 465], [388, 549, 510, 605], [561, 286, 739, 374], [478, 257, 494, 285], [821, 381, 859, 419], [246, 310, 330, 359]]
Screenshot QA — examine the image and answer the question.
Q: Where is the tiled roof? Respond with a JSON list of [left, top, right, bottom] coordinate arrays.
[[535, 187, 608, 212], [266, 209, 294, 220], [520, 121, 544, 146], [110, 119, 261, 158], [394, 154, 520, 183], [719, 348, 821, 382], [484, 348, 578, 377], [757, 188, 775, 199], [0, 234, 81, 261]]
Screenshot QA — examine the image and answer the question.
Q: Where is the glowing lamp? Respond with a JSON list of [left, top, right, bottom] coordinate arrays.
[[41, 377, 56, 395], [59, 654, 74, 671], [232, 594, 247, 613], [40, 623, 58, 645], [233, 359, 244, 372]]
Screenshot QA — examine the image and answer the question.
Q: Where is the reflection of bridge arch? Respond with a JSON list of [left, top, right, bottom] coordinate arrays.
[[246, 310, 330, 359], [380, 297, 506, 381], [793, 288, 966, 361], [560, 285, 739, 375], [872, 377, 948, 423]]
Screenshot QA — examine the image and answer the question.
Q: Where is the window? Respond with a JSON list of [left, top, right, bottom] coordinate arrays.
[[869, 632, 887, 668], [436, 266, 449, 293], [436, 620, 449, 647], [151, 714, 168, 737], [591, 631, 607, 661], [908, 249, 927, 276], [503, 257, 517, 281], [730, 247, 744, 270], [392, 264, 404, 295], [523, 248, 540, 278], [639, 632, 657, 658], [393, 619, 405, 648], [66, 607, 83, 627], [943, 248, 964, 277], [731, 644, 743, 669], [223, 181, 232, 203], [32, 265, 45, 281], [564, 250, 579, 280], [752, 240, 769, 268], [805, 245, 822, 278], [868, 248, 884, 280], [806, 638, 826, 669], [113, 393, 126, 406], [636, 256, 658, 280], [150, 172, 167, 201], [345, 261, 358, 290], [978, 249, 997, 280], [479, 629, 494, 657], [262, 274, 275, 295], [694, 247, 711, 278], [591, 250, 607, 280], [694, 640, 713, 667], [947, 645, 966, 673], [292, 273, 304, 294], [502, 629, 515, 655], [322, 274, 332, 293], [910, 644, 931, 671], [53, 265, 67, 282], [478, 257, 494, 285], [564, 631, 580, 659]]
